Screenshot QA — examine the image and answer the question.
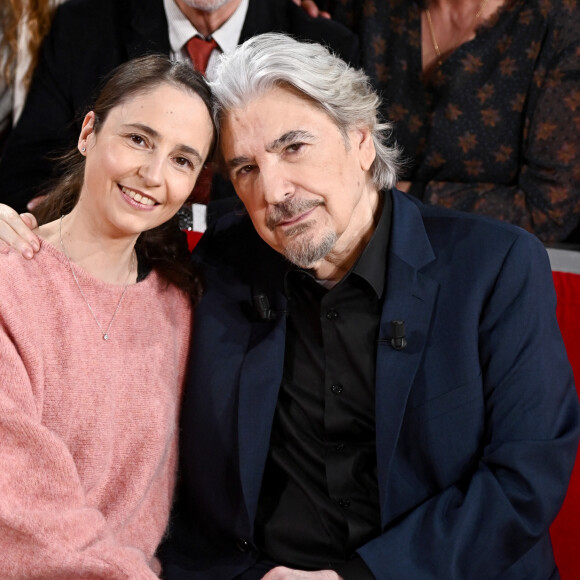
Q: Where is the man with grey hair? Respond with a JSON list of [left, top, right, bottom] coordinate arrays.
[[161, 33, 579, 579]]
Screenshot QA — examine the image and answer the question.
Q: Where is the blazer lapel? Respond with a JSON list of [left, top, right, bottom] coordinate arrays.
[[237, 251, 288, 522], [375, 191, 439, 524]]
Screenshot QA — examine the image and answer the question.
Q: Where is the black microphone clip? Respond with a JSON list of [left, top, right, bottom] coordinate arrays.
[[390, 320, 407, 350], [253, 294, 278, 321]]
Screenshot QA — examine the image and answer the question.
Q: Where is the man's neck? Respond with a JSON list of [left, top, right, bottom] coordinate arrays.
[[311, 188, 383, 283], [174, 0, 242, 37]]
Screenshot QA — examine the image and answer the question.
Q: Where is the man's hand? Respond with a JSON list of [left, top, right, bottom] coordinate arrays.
[[291, 0, 331, 19], [0, 205, 40, 259], [261, 567, 342, 580]]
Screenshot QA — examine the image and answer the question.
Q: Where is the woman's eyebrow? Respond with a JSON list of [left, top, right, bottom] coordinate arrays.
[[122, 123, 203, 163]]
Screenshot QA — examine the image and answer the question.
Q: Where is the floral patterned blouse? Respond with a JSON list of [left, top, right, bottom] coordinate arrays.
[[327, 0, 580, 242]]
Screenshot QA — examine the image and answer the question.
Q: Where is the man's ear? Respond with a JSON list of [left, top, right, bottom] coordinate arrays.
[[78, 111, 96, 154], [355, 126, 376, 172]]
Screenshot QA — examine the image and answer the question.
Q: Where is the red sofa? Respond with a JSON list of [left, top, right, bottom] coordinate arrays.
[[549, 252, 580, 580]]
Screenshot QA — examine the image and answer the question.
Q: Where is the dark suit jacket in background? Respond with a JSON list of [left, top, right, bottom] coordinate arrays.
[[0, 0, 358, 212], [161, 189, 580, 579]]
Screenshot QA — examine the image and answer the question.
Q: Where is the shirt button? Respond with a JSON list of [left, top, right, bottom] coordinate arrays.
[[236, 538, 250, 552], [338, 498, 351, 508], [335, 442, 346, 452], [330, 383, 343, 395], [326, 309, 339, 320]]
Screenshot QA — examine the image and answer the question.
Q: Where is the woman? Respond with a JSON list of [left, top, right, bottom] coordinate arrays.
[[296, 0, 580, 243], [0, 54, 215, 578]]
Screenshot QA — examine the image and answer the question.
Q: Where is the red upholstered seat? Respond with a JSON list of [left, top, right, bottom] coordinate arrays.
[[548, 248, 580, 579]]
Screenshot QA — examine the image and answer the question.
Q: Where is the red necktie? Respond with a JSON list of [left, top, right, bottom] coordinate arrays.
[[184, 36, 219, 204], [186, 36, 219, 75]]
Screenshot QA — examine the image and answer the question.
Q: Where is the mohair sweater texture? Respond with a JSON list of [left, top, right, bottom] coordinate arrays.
[[0, 240, 192, 579]]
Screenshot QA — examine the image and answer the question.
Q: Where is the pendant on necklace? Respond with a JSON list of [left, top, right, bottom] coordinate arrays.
[[103, 334, 110, 341]]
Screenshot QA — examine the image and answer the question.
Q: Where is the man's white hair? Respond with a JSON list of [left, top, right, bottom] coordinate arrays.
[[210, 32, 401, 190]]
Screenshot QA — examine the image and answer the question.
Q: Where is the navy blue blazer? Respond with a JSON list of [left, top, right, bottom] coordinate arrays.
[[163, 190, 580, 579]]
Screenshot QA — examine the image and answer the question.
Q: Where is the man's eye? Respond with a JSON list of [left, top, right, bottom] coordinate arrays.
[[238, 165, 255, 175], [286, 143, 304, 153]]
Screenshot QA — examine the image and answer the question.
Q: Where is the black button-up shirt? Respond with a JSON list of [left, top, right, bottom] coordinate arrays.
[[254, 192, 392, 579]]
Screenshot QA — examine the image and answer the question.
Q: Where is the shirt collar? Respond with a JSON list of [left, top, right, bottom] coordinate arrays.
[[210, 0, 249, 58], [163, 0, 249, 70], [350, 190, 392, 299]]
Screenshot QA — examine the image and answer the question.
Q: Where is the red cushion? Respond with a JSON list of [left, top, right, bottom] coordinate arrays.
[[550, 270, 580, 579]]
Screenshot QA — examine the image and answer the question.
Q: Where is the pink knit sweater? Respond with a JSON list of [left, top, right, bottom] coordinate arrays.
[[0, 240, 192, 579]]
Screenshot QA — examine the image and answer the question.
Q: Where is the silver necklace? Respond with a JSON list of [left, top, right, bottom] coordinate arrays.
[[59, 215, 135, 341]]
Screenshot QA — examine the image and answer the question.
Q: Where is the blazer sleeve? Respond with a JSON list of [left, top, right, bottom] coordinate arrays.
[[357, 233, 580, 578], [0, 324, 159, 579]]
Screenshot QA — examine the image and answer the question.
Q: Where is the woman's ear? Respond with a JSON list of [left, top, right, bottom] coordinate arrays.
[[78, 111, 96, 154]]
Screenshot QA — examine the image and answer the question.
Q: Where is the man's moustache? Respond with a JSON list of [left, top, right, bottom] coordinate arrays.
[[266, 199, 323, 231]]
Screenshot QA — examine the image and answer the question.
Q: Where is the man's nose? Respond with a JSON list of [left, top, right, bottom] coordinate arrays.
[[260, 162, 294, 205]]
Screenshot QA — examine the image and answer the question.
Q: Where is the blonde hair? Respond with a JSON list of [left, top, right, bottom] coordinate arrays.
[[1, 0, 56, 89]]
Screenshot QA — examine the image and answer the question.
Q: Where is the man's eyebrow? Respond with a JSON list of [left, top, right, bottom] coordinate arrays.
[[266, 130, 315, 152], [225, 155, 253, 171], [225, 130, 316, 171], [123, 123, 203, 164]]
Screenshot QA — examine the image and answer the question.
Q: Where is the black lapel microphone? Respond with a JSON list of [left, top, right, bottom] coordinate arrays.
[[390, 320, 407, 350], [253, 294, 285, 321]]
